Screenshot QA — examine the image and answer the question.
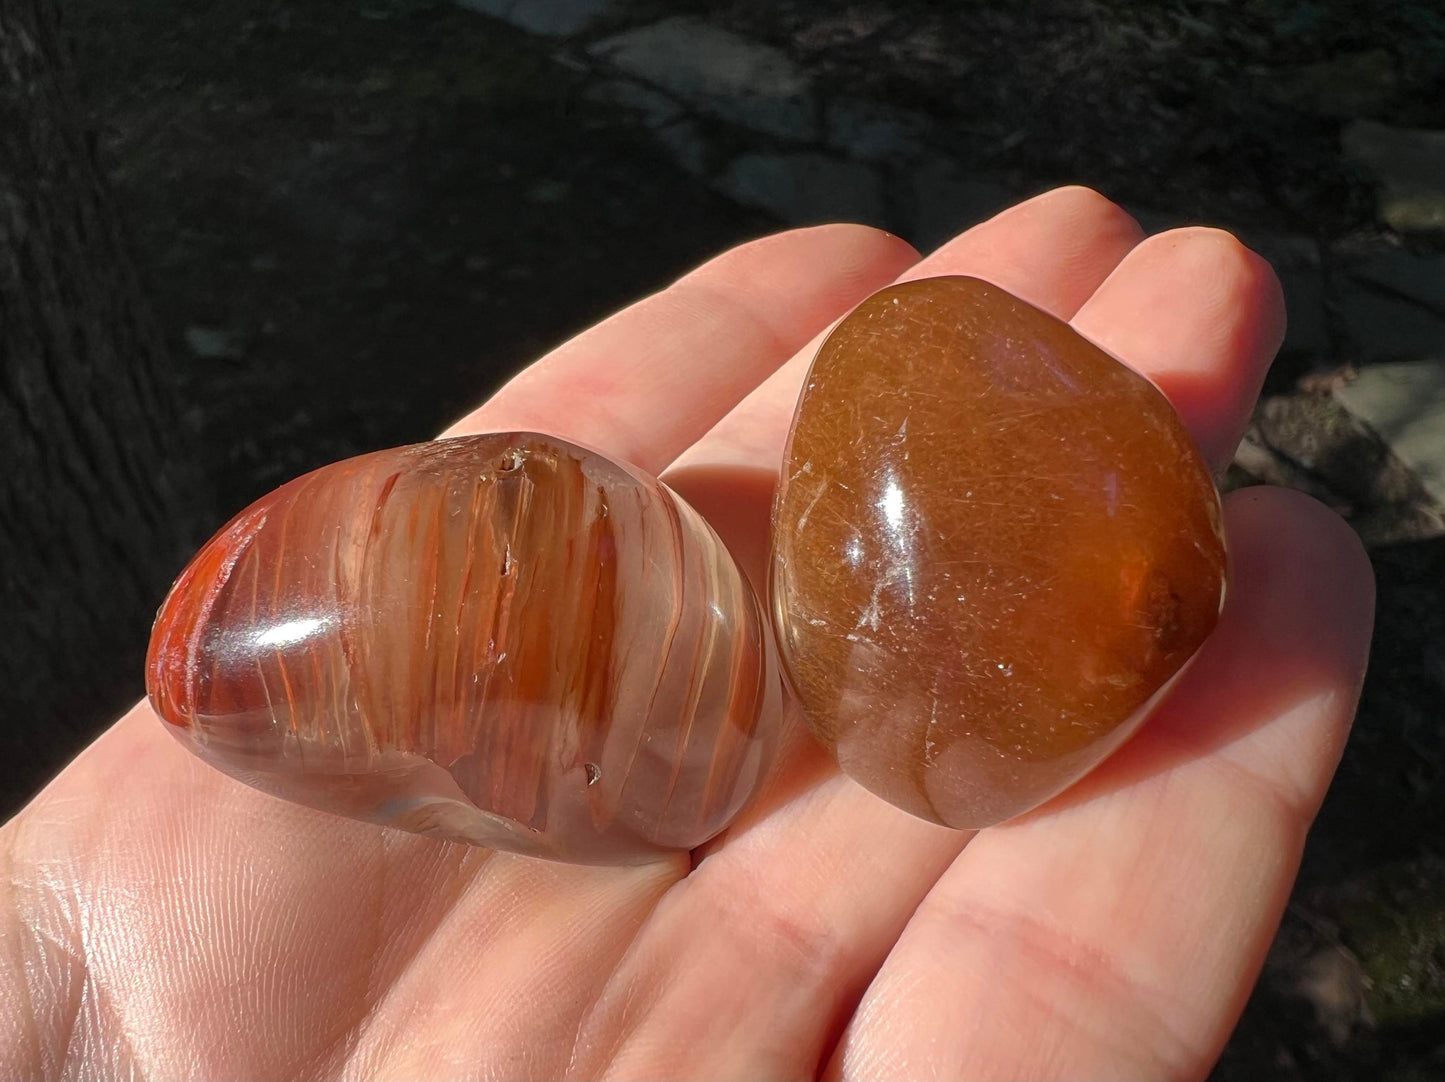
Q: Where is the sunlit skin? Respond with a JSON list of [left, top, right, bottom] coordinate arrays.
[[0, 188, 1373, 1080]]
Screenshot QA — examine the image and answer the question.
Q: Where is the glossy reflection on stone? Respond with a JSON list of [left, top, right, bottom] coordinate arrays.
[[147, 433, 779, 863], [772, 276, 1226, 828]]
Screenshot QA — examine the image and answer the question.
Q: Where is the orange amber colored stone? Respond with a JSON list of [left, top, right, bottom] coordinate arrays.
[[772, 277, 1225, 828], [147, 433, 778, 863]]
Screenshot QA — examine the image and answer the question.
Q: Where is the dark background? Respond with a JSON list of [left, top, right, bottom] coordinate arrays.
[[3, 1, 1443, 1077]]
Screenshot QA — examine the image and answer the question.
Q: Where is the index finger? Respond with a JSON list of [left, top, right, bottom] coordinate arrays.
[[443, 224, 918, 474]]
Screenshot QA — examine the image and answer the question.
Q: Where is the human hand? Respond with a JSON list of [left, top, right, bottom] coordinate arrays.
[[0, 188, 1374, 1080]]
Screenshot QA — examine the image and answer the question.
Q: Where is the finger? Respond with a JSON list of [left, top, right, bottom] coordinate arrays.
[[444, 224, 918, 474], [668, 186, 1147, 478], [1070, 226, 1286, 470], [911, 184, 1153, 314], [569, 189, 1146, 1080], [830, 489, 1374, 1080]]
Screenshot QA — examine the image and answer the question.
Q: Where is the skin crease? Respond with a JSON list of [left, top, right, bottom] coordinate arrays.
[[0, 188, 1373, 1081]]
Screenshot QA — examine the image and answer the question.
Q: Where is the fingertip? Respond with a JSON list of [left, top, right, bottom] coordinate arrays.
[[906, 185, 1145, 318], [801, 221, 922, 263], [1026, 187, 1148, 298], [1018, 185, 1146, 245], [1156, 226, 1287, 361], [700, 223, 920, 297], [1072, 225, 1287, 470]]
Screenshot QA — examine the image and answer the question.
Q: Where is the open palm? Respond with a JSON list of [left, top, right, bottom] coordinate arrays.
[[1, 188, 1373, 1080]]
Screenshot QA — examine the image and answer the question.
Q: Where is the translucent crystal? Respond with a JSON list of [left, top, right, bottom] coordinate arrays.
[[148, 433, 779, 862], [772, 277, 1226, 827]]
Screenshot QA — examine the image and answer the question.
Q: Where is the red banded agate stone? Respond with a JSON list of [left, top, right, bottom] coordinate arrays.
[[147, 433, 778, 863], [772, 276, 1226, 828]]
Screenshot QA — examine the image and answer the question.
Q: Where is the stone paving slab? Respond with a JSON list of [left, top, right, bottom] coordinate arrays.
[[823, 96, 930, 163], [1235, 391, 1445, 546], [1335, 360, 1445, 506], [589, 17, 818, 142], [582, 78, 683, 126], [1349, 251, 1445, 311], [1343, 121, 1445, 235], [714, 151, 886, 227], [455, 0, 617, 37], [1340, 289, 1445, 363]]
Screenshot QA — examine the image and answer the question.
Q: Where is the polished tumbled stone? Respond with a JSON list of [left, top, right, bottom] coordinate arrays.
[[148, 433, 778, 863], [772, 276, 1226, 828]]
